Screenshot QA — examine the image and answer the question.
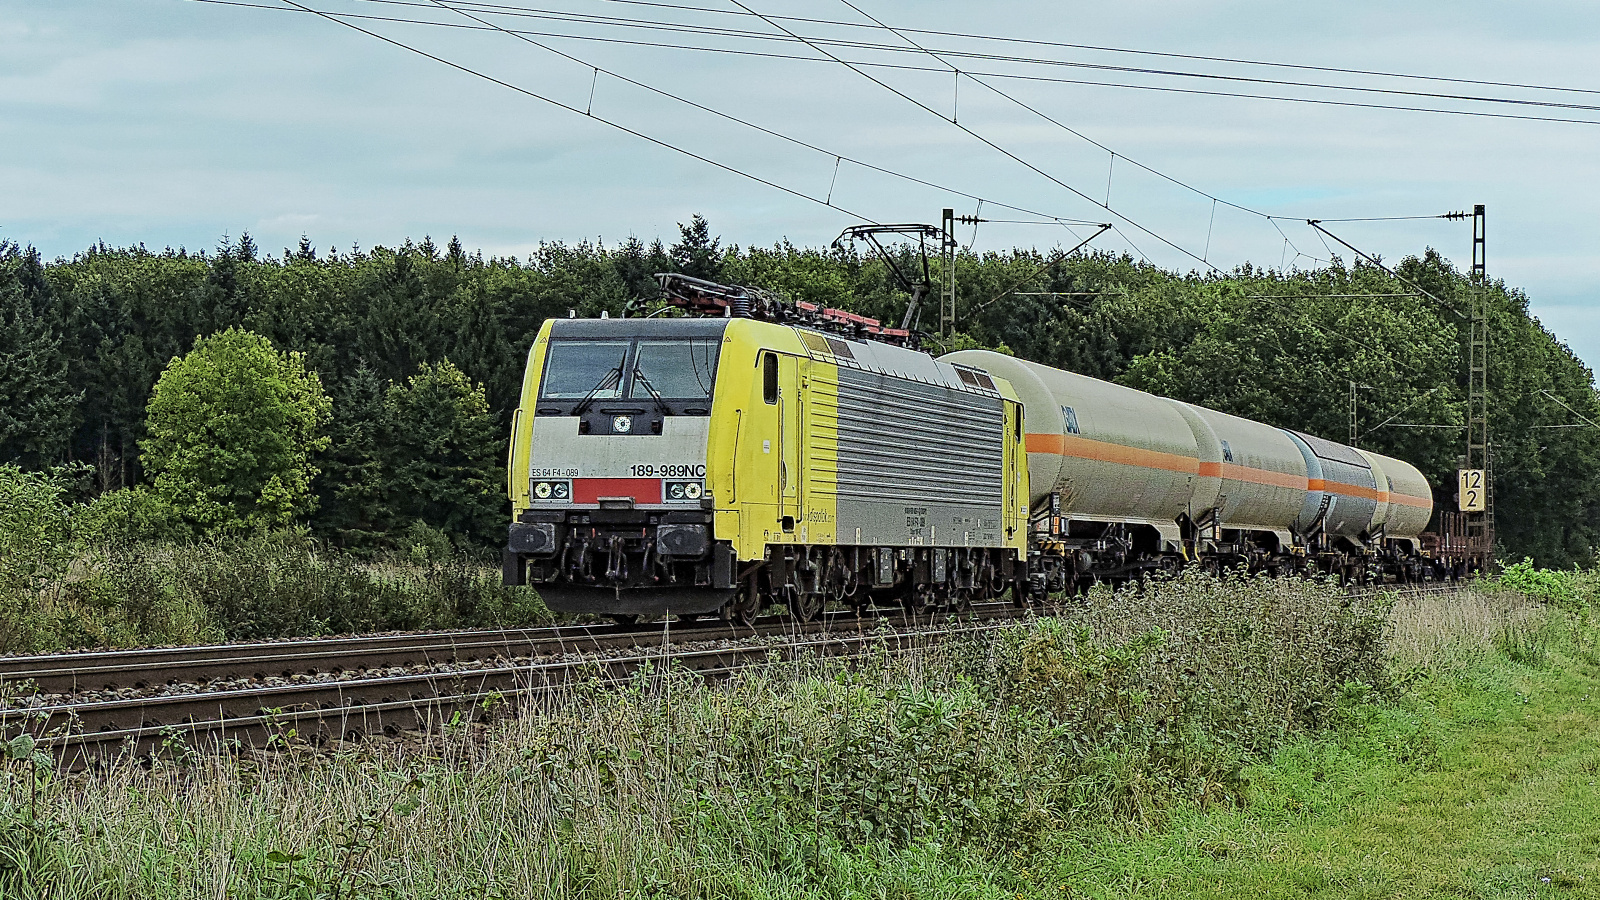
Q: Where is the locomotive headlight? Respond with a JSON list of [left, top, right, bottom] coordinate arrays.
[[664, 480, 704, 503], [531, 480, 570, 502]]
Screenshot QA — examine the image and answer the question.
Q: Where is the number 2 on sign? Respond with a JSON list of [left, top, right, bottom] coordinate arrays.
[[1458, 469, 1486, 513]]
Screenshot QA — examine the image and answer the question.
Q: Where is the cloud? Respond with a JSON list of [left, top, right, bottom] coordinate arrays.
[[7, 0, 1600, 373]]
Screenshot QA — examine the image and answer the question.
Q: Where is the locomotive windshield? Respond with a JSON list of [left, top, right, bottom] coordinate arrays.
[[539, 340, 629, 399], [628, 339, 719, 400], [540, 337, 721, 401]]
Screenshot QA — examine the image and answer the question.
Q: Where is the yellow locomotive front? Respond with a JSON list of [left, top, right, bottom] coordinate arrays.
[[504, 315, 738, 620]]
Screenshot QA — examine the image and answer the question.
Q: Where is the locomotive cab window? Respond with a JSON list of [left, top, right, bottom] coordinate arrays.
[[628, 339, 719, 400], [1062, 406, 1080, 435], [540, 341, 628, 399], [1221, 440, 1235, 463], [762, 353, 779, 404]]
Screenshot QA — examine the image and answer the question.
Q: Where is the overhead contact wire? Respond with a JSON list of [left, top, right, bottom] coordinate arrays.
[[421, 0, 1103, 226], [833, 0, 1233, 268], [727, 0, 1221, 273], [348, 0, 1600, 119], [268, 0, 880, 222], [360, 0, 1600, 106], [840, 0, 1283, 227], [563, 0, 1600, 99], [200, 2, 1600, 126], [196, 0, 1106, 230]]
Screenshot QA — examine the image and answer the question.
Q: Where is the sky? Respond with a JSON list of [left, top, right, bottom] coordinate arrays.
[[5, 1, 1599, 373]]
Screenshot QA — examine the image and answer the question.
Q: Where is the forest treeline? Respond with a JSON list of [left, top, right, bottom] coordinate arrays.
[[2, 215, 1597, 566]]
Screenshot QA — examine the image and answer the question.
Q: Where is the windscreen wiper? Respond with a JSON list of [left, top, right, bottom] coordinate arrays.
[[630, 368, 673, 419], [572, 366, 623, 417]]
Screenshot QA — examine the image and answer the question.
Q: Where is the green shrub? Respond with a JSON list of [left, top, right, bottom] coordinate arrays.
[[72, 487, 187, 545], [0, 465, 76, 650], [73, 536, 550, 643], [1494, 557, 1600, 612], [0, 464, 549, 649]]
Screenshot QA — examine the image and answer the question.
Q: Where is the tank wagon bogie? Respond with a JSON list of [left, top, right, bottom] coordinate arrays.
[[506, 283, 1439, 622]]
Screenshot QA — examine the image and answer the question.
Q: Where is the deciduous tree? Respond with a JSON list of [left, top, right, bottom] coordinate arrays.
[[142, 327, 331, 533]]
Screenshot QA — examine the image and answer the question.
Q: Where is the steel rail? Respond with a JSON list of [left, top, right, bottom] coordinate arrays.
[[0, 582, 1475, 766], [5, 620, 1016, 766], [0, 582, 1469, 695], [0, 604, 1012, 695]]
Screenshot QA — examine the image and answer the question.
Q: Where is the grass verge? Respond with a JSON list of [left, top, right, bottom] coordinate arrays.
[[2, 573, 1595, 898], [1042, 591, 1600, 899]]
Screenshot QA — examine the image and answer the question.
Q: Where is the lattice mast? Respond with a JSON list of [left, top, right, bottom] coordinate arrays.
[[1466, 204, 1492, 557]]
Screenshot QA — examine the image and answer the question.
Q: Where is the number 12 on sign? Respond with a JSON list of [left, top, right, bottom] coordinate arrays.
[[1458, 469, 1486, 513]]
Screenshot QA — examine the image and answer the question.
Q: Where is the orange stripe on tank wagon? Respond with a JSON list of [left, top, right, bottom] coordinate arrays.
[[1026, 432, 1200, 475], [1220, 463, 1308, 490], [1028, 433, 1308, 490], [1388, 493, 1434, 510], [1307, 478, 1385, 502], [1025, 433, 1434, 508]]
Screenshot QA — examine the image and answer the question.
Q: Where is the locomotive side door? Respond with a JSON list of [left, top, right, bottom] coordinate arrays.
[[1003, 399, 1024, 540], [777, 353, 801, 532]]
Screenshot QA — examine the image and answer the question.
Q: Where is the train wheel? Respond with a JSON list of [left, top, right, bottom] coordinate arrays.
[[676, 613, 703, 625], [725, 588, 762, 627], [610, 614, 640, 626], [788, 591, 824, 623], [902, 586, 931, 618], [1010, 578, 1031, 608]]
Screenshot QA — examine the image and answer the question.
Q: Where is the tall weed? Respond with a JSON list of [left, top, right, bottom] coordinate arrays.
[[65, 536, 551, 646], [0, 570, 1554, 898]]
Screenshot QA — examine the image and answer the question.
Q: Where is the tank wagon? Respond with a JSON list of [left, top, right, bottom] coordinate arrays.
[[504, 277, 1435, 623], [944, 352, 1434, 594]]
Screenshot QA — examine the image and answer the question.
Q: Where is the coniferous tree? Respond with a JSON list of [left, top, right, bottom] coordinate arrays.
[[615, 235, 671, 303], [669, 214, 722, 281], [314, 364, 389, 547], [0, 243, 78, 467], [379, 360, 504, 546]]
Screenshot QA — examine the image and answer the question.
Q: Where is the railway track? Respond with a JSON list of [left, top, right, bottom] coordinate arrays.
[[0, 604, 1024, 766], [0, 603, 1019, 696], [0, 581, 1474, 767], [1349, 580, 1475, 598]]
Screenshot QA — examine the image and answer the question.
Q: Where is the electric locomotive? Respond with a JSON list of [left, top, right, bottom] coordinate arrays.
[[502, 276, 1030, 623]]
